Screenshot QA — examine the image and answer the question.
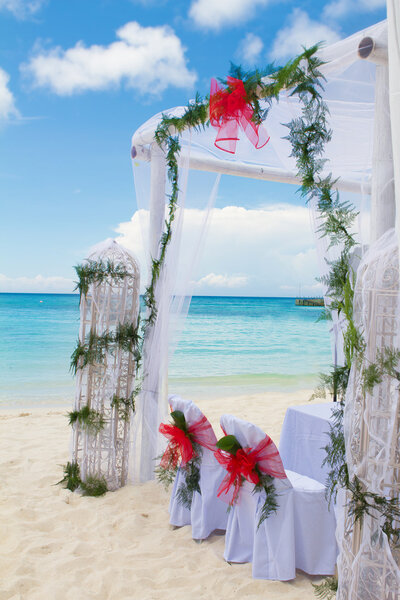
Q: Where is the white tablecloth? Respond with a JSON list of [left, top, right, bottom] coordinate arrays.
[[279, 403, 335, 485]]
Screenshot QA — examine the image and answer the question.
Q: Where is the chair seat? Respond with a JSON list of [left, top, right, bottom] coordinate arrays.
[[220, 414, 337, 580], [286, 469, 326, 492]]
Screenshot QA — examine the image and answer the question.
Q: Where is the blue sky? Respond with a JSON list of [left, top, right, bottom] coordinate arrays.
[[0, 0, 386, 295]]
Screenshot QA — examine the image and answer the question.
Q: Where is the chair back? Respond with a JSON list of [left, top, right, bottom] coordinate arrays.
[[168, 395, 218, 466], [220, 414, 291, 490]]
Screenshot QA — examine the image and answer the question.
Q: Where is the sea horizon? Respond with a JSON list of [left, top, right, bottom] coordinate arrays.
[[0, 292, 322, 298], [0, 293, 332, 409]]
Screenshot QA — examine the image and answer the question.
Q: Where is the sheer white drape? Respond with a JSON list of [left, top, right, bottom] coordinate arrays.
[[337, 229, 400, 599], [388, 1, 400, 246], [129, 145, 220, 482]]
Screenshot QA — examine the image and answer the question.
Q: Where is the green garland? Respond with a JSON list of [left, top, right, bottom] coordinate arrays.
[[68, 405, 105, 434], [111, 390, 137, 421], [74, 259, 130, 300], [312, 576, 338, 599], [70, 320, 141, 375], [156, 410, 202, 510], [58, 461, 107, 497]]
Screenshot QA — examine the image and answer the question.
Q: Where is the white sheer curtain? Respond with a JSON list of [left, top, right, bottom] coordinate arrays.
[[337, 228, 400, 599], [129, 142, 220, 482]]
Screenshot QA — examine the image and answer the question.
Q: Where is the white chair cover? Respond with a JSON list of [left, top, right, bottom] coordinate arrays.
[[220, 414, 337, 580], [168, 395, 228, 539]]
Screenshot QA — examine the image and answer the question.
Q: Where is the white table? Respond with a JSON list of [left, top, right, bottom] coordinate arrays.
[[279, 403, 336, 485]]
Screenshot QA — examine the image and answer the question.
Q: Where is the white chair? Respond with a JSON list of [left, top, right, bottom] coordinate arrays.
[[220, 414, 337, 580], [167, 395, 228, 539]]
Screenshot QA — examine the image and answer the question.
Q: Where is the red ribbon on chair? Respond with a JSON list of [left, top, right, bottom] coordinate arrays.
[[215, 434, 286, 504], [209, 76, 270, 154], [188, 415, 218, 452], [159, 415, 217, 469]]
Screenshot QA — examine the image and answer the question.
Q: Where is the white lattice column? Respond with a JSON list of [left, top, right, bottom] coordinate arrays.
[[72, 240, 140, 491]]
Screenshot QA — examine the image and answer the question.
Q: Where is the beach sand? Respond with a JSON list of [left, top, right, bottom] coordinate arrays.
[[0, 390, 330, 600]]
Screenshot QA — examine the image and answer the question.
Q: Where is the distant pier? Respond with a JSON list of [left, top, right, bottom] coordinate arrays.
[[295, 298, 324, 307]]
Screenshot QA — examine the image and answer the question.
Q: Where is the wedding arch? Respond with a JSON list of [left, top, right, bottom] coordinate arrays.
[[130, 10, 399, 600]]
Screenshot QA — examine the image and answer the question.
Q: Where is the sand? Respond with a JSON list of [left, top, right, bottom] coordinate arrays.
[[0, 390, 329, 600]]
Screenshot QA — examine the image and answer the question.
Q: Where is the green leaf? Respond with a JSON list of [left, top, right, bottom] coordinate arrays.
[[171, 410, 187, 432], [216, 434, 242, 455], [81, 476, 108, 497]]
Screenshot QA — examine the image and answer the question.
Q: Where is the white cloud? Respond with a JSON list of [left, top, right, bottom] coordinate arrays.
[[0, 0, 45, 18], [237, 33, 264, 65], [115, 204, 321, 296], [0, 67, 18, 120], [0, 273, 75, 293], [323, 0, 385, 20], [189, 0, 270, 30], [269, 9, 340, 62], [22, 21, 197, 95], [196, 273, 248, 289]]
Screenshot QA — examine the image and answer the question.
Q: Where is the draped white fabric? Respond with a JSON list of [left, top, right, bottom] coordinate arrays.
[[129, 151, 220, 482], [388, 1, 400, 245]]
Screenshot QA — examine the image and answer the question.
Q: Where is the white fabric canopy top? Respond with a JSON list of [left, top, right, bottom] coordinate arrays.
[[132, 20, 387, 195], [130, 14, 399, 596]]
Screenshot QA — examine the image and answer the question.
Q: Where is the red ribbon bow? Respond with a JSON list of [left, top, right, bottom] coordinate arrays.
[[209, 76, 270, 154], [214, 434, 286, 504], [159, 415, 217, 469]]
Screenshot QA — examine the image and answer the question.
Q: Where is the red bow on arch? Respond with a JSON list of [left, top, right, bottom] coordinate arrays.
[[214, 434, 286, 504], [209, 77, 270, 154]]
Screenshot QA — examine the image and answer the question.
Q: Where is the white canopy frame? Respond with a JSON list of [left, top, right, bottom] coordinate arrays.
[[130, 16, 399, 595]]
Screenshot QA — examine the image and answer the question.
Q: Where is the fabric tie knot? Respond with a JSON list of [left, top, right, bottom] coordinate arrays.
[[209, 76, 270, 154], [215, 434, 286, 504], [159, 414, 217, 469]]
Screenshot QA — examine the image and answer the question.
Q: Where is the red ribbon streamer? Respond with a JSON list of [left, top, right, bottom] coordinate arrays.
[[209, 76, 270, 154], [214, 434, 286, 504], [159, 415, 217, 469]]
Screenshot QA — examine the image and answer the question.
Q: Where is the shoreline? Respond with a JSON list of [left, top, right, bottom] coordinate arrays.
[[0, 389, 331, 599]]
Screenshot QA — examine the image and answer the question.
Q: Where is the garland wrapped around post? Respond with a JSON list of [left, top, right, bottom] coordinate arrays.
[[60, 240, 141, 495]]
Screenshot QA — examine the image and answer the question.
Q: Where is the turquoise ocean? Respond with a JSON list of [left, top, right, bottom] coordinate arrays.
[[0, 294, 332, 409]]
